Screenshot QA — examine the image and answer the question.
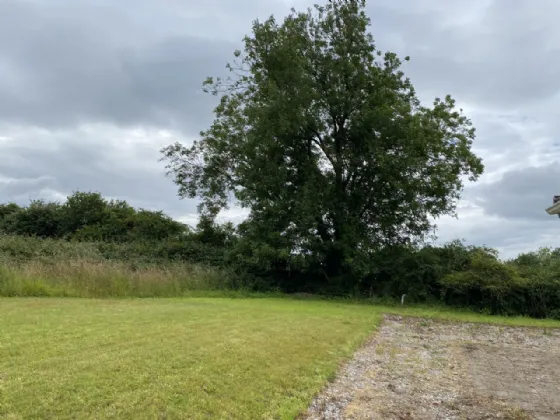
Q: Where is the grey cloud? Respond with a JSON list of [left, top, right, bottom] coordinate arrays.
[[466, 111, 529, 170], [3, 0, 558, 132], [7, 0, 553, 134], [0, 125, 198, 217], [362, 0, 560, 248], [435, 213, 558, 258], [0, 0, 245, 134], [366, 0, 560, 110], [468, 163, 560, 221], [0, 176, 55, 199]]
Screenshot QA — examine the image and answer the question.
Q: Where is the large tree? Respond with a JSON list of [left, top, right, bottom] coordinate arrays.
[[162, 0, 483, 281]]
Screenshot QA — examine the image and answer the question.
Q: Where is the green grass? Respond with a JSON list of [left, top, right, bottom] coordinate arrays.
[[0, 234, 238, 298], [0, 297, 380, 419], [376, 303, 560, 328], [0, 259, 232, 298], [1, 297, 558, 420]]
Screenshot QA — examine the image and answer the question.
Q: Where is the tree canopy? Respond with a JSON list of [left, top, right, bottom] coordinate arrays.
[[162, 0, 484, 282]]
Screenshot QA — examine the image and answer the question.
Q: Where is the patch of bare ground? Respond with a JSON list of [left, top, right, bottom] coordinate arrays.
[[303, 315, 560, 420]]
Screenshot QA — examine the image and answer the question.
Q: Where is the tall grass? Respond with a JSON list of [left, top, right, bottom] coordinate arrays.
[[0, 234, 235, 297]]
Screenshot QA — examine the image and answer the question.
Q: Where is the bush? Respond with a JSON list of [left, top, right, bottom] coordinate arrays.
[[439, 248, 560, 318], [361, 241, 491, 302], [0, 191, 190, 243], [364, 245, 443, 301], [440, 250, 527, 315]]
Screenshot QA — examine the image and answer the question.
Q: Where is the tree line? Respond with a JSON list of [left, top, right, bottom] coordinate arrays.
[[0, 192, 189, 242], [1, 192, 559, 319]]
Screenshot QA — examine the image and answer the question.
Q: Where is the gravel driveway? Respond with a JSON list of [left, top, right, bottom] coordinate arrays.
[[303, 316, 560, 420]]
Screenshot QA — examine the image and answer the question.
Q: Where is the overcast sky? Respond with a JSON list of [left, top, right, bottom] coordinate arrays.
[[1, 0, 559, 257]]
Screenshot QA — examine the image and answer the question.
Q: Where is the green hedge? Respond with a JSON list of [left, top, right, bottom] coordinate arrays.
[[1, 233, 560, 319]]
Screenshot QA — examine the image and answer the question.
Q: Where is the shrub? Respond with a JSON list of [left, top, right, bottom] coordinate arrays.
[[440, 249, 560, 318], [440, 250, 527, 315]]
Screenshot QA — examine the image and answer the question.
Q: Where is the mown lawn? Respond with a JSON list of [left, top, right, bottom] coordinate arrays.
[[1, 297, 558, 419], [0, 298, 381, 419]]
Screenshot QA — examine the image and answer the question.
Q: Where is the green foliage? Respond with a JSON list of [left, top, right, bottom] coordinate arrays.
[[192, 215, 236, 248], [0, 261, 230, 298], [367, 245, 443, 300], [1, 230, 560, 318], [162, 0, 484, 287], [0, 203, 21, 219], [440, 250, 526, 315], [0, 234, 236, 297], [61, 191, 108, 234], [1, 200, 64, 238], [434, 247, 560, 319], [0, 234, 102, 262], [0, 191, 189, 242]]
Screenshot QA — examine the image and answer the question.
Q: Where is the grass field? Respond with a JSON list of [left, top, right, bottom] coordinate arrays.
[[1, 297, 559, 419]]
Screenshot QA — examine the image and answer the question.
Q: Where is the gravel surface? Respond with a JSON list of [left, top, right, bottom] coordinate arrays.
[[303, 315, 560, 420]]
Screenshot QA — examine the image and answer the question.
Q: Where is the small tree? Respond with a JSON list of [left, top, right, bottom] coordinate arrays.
[[0, 203, 21, 220], [2, 200, 63, 238], [130, 209, 189, 241], [61, 191, 108, 236], [162, 0, 483, 285]]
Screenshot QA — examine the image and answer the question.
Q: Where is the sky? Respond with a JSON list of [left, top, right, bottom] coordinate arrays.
[[0, 0, 559, 258]]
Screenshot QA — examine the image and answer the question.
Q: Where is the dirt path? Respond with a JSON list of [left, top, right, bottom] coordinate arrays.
[[303, 316, 560, 420]]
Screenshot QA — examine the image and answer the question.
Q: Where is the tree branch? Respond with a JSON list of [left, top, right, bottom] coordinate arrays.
[[308, 129, 337, 171]]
